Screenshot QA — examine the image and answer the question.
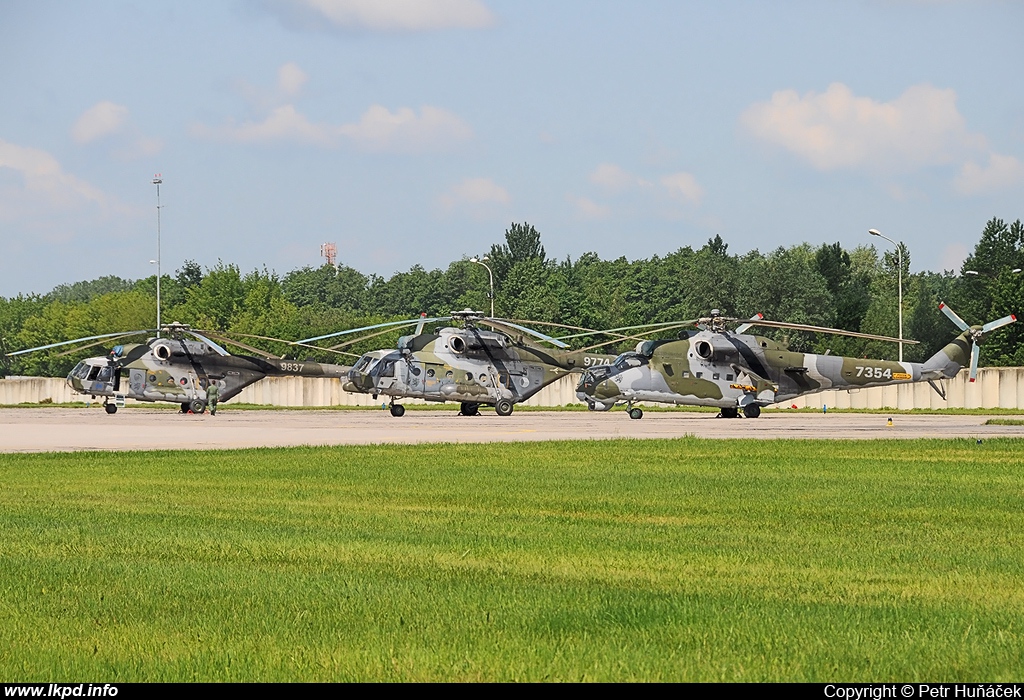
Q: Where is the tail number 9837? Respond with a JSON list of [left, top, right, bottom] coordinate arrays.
[[279, 362, 305, 373]]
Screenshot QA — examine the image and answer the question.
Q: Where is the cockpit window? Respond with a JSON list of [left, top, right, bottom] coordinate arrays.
[[353, 356, 372, 372], [72, 362, 90, 380], [86, 365, 102, 381], [613, 352, 647, 370]]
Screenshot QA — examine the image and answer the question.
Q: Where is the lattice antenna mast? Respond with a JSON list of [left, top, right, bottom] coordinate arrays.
[[320, 242, 337, 267]]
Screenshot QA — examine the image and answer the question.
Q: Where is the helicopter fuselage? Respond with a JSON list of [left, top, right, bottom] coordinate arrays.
[[345, 325, 614, 412], [577, 328, 970, 414], [66, 339, 348, 412]]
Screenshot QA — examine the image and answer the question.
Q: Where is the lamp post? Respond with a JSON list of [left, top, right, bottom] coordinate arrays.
[[868, 228, 903, 362], [153, 175, 163, 338], [469, 256, 494, 317]]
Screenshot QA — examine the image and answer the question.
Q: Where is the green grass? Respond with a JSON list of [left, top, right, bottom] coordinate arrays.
[[985, 418, 1024, 426], [2, 440, 1023, 681]]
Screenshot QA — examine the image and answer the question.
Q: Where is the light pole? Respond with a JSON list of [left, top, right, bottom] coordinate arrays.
[[153, 175, 163, 338], [868, 228, 903, 362], [469, 256, 494, 317]]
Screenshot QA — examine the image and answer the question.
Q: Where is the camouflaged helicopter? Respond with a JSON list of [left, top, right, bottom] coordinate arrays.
[[293, 310, 618, 416], [6, 322, 349, 414], [575, 304, 1016, 419]]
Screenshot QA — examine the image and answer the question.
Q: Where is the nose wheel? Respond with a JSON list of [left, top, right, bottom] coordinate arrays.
[[742, 404, 761, 419], [104, 402, 117, 415], [628, 407, 643, 420], [389, 403, 406, 417], [495, 399, 514, 417]]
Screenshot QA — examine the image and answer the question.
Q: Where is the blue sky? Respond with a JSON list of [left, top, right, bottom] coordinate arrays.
[[2, 0, 1022, 297]]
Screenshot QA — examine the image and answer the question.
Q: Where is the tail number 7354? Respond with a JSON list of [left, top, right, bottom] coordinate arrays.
[[855, 366, 891, 379]]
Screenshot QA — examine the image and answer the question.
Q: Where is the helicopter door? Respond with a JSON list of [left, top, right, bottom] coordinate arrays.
[[405, 360, 425, 394], [128, 369, 146, 396], [375, 359, 398, 391]]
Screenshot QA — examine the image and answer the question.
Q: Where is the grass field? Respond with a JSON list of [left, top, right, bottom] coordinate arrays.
[[1, 439, 1022, 681]]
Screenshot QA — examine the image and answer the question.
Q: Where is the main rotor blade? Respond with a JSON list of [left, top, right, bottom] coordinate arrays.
[[6, 330, 154, 357], [734, 313, 765, 334], [575, 322, 700, 353], [555, 319, 701, 342], [194, 330, 279, 360], [737, 319, 920, 344], [288, 341, 363, 359], [939, 302, 970, 332], [481, 319, 569, 348], [969, 343, 980, 383], [981, 314, 1017, 334], [294, 317, 449, 345], [187, 331, 230, 357]]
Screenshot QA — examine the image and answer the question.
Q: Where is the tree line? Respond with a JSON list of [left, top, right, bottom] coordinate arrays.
[[2, 218, 1022, 377]]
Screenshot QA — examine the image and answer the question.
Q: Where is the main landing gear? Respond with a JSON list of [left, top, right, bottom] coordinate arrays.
[[495, 399, 514, 417], [104, 402, 117, 415], [716, 405, 763, 419], [389, 402, 406, 417], [628, 407, 643, 420], [459, 402, 480, 416]]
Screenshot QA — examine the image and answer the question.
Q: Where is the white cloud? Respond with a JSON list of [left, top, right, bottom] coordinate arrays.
[[277, 62, 309, 97], [953, 153, 1024, 195], [589, 163, 649, 192], [568, 195, 611, 221], [72, 101, 129, 143], [439, 177, 509, 210], [0, 139, 110, 209], [194, 103, 473, 153], [71, 101, 163, 160], [258, 0, 495, 32], [740, 82, 985, 173], [660, 172, 704, 205], [338, 104, 473, 152]]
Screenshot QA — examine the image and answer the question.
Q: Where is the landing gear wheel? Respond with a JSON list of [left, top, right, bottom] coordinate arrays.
[[389, 404, 406, 417], [743, 404, 761, 419], [495, 399, 514, 417], [104, 403, 117, 415], [190, 399, 207, 415], [719, 407, 739, 419], [181, 403, 190, 414], [628, 407, 643, 420], [459, 402, 480, 416]]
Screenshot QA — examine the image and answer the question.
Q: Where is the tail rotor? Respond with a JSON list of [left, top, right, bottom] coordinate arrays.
[[939, 302, 1016, 382]]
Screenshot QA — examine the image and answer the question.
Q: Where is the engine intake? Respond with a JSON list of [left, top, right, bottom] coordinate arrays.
[[693, 337, 738, 363]]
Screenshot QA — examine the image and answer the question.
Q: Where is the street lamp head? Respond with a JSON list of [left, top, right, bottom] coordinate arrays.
[[149, 260, 156, 264], [1013, 269, 1023, 274], [965, 270, 980, 276], [868, 229, 881, 237], [481, 256, 489, 261], [470, 257, 478, 263]]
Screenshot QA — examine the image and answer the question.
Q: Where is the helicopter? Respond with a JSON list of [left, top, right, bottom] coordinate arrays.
[[5, 322, 349, 414], [293, 310, 622, 417], [575, 303, 1016, 419]]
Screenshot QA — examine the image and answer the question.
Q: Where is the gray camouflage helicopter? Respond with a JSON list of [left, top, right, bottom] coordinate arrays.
[[293, 310, 619, 416], [6, 322, 349, 414], [575, 303, 1016, 419]]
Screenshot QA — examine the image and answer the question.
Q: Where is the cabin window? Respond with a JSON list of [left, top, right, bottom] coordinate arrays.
[[682, 371, 690, 378], [380, 360, 396, 378], [445, 370, 454, 379], [695, 372, 703, 379], [727, 374, 734, 381], [466, 372, 474, 381], [86, 365, 101, 381], [426, 368, 435, 378], [713, 373, 720, 380]]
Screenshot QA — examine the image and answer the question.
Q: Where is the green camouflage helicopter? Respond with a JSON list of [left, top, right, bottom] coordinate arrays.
[[293, 310, 622, 417], [575, 303, 1016, 419], [6, 322, 349, 414]]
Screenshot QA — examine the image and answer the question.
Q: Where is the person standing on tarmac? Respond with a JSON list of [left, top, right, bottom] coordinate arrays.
[[206, 381, 220, 416]]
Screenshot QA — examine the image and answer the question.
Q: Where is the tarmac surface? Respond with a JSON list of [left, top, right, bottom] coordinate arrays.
[[1, 407, 1022, 452]]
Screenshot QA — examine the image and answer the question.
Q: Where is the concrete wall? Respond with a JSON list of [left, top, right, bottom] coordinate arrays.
[[4, 367, 1024, 409]]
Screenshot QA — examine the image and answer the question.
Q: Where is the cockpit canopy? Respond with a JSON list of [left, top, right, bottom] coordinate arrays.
[[69, 358, 113, 383]]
